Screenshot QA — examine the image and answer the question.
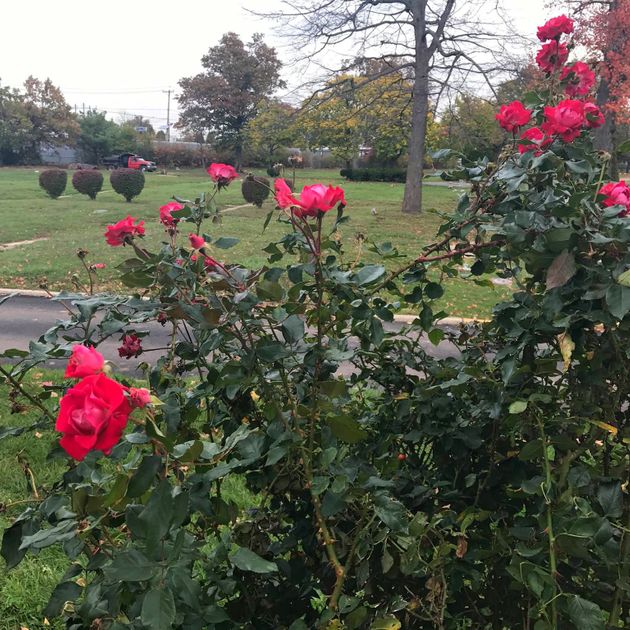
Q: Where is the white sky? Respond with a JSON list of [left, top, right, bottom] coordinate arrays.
[[1, 0, 551, 133]]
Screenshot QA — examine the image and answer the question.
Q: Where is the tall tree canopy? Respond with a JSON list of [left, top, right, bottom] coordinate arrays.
[[261, 0, 518, 213], [0, 77, 78, 165], [244, 99, 297, 164], [177, 33, 285, 166]]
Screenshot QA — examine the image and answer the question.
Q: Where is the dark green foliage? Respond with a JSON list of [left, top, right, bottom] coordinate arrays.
[[38, 169, 67, 198], [71, 169, 103, 200], [340, 167, 406, 182], [266, 165, 280, 177], [110, 168, 145, 202], [241, 174, 270, 207]]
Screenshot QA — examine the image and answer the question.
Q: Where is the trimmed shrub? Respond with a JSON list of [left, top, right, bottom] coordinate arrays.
[[340, 167, 406, 183], [38, 169, 67, 199], [72, 169, 104, 200], [110, 168, 145, 202], [242, 175, 271, 208]]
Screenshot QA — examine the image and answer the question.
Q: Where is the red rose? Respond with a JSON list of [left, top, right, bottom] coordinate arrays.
[[128, 387, 152, 409], [65, 345, 104, 379], [536, 41, 569, 73], [276, 181, 346, 218], [118, 334, 143, 359], [160, 201, 184, 227], [56, 374, 131, 460], [189, 233, 206, 249], [208, 163, 238, 187], [561, 62, 596, 97], [542, 99, 586, 143], [104, 216, 145, 247], [537, 15, 574, 41], [496, 101, 532, 133], [518, 127, 552, 155], [599, 181, 630, 216], [584, 102, 605, 128]]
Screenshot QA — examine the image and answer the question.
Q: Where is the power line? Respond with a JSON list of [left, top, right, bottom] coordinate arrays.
[[62, 87, 172, 95]]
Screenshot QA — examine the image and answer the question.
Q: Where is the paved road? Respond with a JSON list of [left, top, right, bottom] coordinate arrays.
[[0, 295, 459, 377]]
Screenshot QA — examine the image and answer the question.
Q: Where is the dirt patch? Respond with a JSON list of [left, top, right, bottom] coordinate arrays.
[[0, 237, 49, 251]]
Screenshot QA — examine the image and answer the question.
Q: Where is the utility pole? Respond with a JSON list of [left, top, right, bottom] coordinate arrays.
[[162, 89, 171, 142]]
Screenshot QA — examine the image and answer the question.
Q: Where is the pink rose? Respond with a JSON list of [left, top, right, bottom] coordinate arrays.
[[537, 15, 574, 42], [128, 387, 152, 409], [118, 334, 143, 359], [104, 216, 145, 247], [189, 234, 206, 249], [65, 345, 105, 379], [56, 374, 131, 461], [542, 99, 586, 143], [496, 101, 532, 133], [561, 62, 596, 97], [599, 181, 630, 216], [275, 179, 346, 218], [208, 163, 238, 187], [160, 201, 184, 227], [536, 41, 569, 74]]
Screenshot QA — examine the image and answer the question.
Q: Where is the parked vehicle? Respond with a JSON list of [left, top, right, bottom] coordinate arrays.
[[102, 153, 156, 172]]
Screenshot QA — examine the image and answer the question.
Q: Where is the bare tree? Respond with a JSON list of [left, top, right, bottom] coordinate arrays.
[[258, 0, 521, 214]]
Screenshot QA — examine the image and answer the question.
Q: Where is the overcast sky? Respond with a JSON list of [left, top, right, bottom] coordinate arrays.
[[1, 0, 551, 133]]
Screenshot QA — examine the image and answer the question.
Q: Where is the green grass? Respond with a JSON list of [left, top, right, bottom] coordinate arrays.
[[0, 167, 510, 317]]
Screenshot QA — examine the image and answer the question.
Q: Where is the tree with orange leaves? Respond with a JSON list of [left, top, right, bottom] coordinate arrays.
[[568, 0, 630, 176]]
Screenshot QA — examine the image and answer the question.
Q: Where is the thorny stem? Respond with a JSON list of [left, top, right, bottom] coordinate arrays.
[[0, 365, 56, 423], [609, 450, 630, 627], [537, 416, 558, 629]]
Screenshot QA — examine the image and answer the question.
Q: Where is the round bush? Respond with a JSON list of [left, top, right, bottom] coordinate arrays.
[[110, 168, 145, 202], [72, 169, 104, 200], [241, 175, 271, 208], [38, 169, 67, 199]]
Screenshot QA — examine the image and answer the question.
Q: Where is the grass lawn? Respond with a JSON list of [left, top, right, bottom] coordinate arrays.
[[0, 167, 510, 318]]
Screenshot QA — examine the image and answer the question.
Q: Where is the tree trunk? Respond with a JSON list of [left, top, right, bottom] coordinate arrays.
[[402, 7, 430, 215], [594, 77, 620, 179]]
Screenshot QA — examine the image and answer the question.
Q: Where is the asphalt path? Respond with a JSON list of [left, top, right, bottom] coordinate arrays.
[[0, 295, 460, 377]]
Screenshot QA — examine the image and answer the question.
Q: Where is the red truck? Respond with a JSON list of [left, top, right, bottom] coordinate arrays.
[[102, 153, 156, 172]]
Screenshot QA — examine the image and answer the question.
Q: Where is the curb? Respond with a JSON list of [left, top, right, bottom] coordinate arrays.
[[0, 288, 485, 327]]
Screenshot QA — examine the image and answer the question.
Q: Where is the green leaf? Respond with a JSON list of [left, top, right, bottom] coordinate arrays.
[[127, 455, 162, 498], [509, 401, 528, 414], [371, 616, 402, 630], [597, 481, 623, 518], [354, 264, 386, 286], [282, 314, 304, 344], [44, 581, 83, 618], [425, 282, 444, 300], [141, 588, 176, 630], [105, 550, 156, 581], [567, 595, 605, 630], [546, 250, 576, 290], [214, 236, 239, 249], [326, 414, 368, 443], [617, 269, 630, 287], [231, 547, 278, 574], [607, 284, 630, 319]]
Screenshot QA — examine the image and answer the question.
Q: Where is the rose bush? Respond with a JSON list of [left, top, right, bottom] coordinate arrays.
[[2, 16, 630, 630]]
